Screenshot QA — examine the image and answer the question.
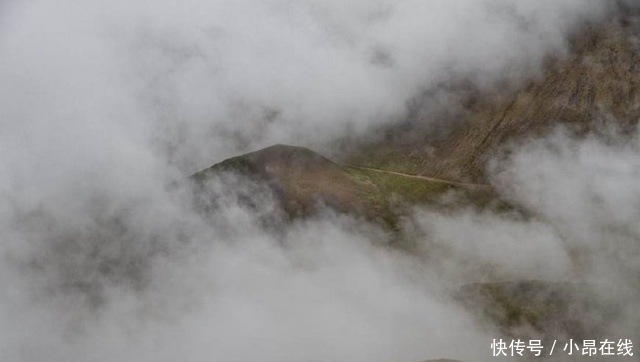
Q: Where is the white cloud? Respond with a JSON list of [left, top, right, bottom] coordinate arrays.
[[0, 1, 634, 361]]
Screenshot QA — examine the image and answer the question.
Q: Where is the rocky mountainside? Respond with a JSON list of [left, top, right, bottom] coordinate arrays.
[[348, 10, 640, 183]]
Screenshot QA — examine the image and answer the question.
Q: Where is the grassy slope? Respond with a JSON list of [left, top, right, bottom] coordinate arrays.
[[193, 145, 498, 230]]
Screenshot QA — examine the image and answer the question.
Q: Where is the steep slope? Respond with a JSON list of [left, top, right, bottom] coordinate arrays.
[[348, 11, 640, 183]]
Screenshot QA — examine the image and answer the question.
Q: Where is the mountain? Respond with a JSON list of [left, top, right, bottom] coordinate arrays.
[[193, 144, 370, 217], [195, 10, 640, 220], [192, 11, 640, 228], [192, 144, 496, 229], [191, 8, 640, 361], [347, 10, 640, 183]]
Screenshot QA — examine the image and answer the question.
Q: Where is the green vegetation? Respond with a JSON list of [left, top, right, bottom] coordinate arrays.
[[343, 166, 506, 230], [344, 166, 452, 230], [345, 146, 428, 176], [191, 143, 511, 231], [345, 166, 453, 204]]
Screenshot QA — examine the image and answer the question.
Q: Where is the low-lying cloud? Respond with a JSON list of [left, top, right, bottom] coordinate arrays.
[[0, 1, 637, 362]]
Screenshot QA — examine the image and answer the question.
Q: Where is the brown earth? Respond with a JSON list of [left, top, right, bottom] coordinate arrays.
[[348, 11, 640, 183]]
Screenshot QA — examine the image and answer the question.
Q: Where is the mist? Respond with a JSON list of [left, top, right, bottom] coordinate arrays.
[[0, 1, 637, 362]]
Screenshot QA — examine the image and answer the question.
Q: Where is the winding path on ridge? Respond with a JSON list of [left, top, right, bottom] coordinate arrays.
[[345, 165, 492, 190]]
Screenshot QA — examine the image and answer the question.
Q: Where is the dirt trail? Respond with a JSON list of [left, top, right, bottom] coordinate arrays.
[[346, 165, 493, 190]]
